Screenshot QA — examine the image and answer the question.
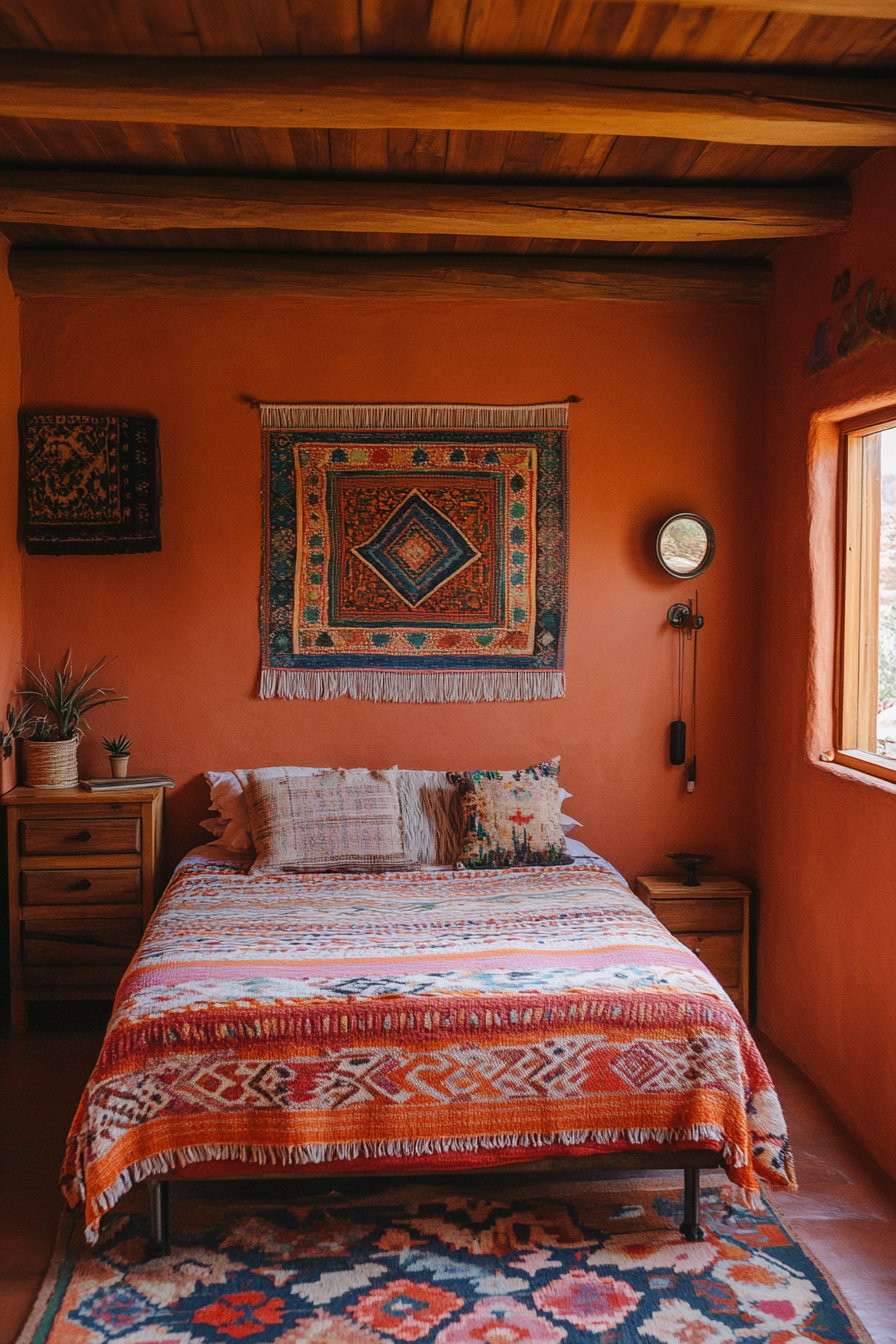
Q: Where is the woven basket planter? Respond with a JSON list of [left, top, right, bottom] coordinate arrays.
[[22, 737, 79, 788]]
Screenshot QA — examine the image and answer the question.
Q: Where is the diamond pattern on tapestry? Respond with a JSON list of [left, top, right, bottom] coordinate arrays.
[[353, 489, 481, 608]]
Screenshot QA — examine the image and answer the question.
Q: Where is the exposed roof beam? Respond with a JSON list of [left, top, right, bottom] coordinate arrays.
[[8, 250, 772, 306], [0, 171, 850, 242], [0, 55, 894, 147], [639, 0, 896, 15]]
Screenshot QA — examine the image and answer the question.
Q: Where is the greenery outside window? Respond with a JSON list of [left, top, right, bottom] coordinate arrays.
[[837, 408, 896, 782]]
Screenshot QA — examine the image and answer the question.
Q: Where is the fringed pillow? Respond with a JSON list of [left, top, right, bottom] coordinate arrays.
[[237, 766, 417, 873], [449, 756, 574, 869], [396, 770, 465, 866]]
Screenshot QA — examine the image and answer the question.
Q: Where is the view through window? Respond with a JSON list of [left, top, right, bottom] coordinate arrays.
[[876, 426, 896, 757], [839, 414, 896, 773]]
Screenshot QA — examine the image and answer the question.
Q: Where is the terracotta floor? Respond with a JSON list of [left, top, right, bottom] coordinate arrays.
[[0, 1008, 894, 1344]]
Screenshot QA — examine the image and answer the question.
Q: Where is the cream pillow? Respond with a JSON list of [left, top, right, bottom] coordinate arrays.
[[202, 768, 326, 850], [236, 766, 417, 873]]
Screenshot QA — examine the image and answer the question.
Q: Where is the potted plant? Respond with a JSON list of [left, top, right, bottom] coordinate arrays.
[[1, 703, 37, 761], [102, 734, 132, 779], [14, 653, 124, 789]]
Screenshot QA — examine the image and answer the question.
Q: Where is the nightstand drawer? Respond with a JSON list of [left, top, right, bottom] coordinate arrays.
[[676, 932, 741, 986], [20, 817, 142, 857], [22, 869, 142, 905], [655, 898, 743, 932], [22, 917, 142, 965]]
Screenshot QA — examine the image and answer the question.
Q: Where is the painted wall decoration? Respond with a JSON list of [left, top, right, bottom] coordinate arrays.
[[21, 413, 161, 554], [259, 402, 568, 703], [804, 272, 896, 376]]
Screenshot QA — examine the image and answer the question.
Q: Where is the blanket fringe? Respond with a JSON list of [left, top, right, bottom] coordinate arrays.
[[82, 1123, 751, 1242], [259, 668, 565, 703], [260, 402, 570, 430]]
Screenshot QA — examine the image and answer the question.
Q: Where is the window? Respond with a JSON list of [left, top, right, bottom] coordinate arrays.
[[837, 409, 896, 782]]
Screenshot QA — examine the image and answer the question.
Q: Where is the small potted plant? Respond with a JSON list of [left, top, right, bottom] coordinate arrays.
[[102, 734, 132, 779], [13, 653, 124, 788]]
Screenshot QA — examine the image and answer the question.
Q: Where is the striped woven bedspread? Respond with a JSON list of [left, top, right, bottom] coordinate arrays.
[[62, 854, 795, 1241]]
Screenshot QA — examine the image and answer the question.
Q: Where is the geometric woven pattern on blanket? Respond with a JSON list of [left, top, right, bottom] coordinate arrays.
[[20, 1178, 869, 1344], [61, 856, 796, 1243]]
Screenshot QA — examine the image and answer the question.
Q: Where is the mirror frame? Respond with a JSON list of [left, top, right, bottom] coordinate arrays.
[[656, 513, 716, 578]]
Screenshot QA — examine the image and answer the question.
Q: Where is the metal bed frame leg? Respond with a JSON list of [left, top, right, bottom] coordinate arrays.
[[147, 1180, 170, 1257], [679, 1167, 705, 1242]]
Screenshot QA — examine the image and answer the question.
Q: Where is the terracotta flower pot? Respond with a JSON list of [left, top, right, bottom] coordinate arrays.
[[23, 737, 79, 789], [110, 754, 130, 779]]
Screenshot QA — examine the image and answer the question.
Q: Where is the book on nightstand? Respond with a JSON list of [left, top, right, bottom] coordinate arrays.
[[80, 774, 175, 791]]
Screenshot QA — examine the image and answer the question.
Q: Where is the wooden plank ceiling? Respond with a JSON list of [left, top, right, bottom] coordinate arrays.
[[0, 0, 893, 273]]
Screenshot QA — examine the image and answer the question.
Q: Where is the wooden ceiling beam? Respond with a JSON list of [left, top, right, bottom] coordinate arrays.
[[0, 171, 850, 242], [8, 250, 772, 306], [639, 0, 896, 15], [1, 55, 894, 147]]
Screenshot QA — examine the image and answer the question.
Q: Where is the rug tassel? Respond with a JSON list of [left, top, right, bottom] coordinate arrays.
[[259, 669, 565, 703], [259, 402, 569, 430]]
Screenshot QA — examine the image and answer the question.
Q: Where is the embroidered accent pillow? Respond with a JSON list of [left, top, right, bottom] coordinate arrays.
[[449, 757, 573, 869], [236, 766, 416, 873]]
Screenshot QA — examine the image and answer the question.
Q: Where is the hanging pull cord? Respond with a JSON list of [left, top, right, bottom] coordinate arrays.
[[678, 622, 685, 723], [687, 591, 699, 793]]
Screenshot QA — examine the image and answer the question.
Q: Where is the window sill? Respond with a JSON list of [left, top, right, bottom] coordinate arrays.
[[831, 748, 896, 786]]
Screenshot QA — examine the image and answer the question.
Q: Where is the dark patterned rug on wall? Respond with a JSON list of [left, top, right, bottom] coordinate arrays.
[[17, 1172, 871, 1344]]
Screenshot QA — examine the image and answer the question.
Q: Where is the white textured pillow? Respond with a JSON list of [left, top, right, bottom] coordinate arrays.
[[565, 836, 600, 859], [558, 786, 582, 833]]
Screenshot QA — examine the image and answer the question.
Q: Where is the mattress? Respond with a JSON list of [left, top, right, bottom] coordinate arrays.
[[61, 852, 795, 1241]]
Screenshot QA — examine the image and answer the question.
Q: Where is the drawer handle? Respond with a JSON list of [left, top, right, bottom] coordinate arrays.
[[71, 830, 92, 843], [693, 944, 702, 958], [69, 878, 92, 891]]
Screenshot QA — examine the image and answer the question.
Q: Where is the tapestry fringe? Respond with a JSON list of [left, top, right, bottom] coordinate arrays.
[[81, 1123, 755, 1242], [260, 401, 570, 430], [259, 669, 565, 703]]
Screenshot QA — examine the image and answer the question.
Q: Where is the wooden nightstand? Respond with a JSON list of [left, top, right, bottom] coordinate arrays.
[[3, 784, 165, 1031], [633, 875, 750, 1019]]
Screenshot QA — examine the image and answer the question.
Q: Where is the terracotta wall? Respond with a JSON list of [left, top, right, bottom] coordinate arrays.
[[20, 293, 763, 879], [757, 147, 896, 1177], [0, 237, 21, 795]]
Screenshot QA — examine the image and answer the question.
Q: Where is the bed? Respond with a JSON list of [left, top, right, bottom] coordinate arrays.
[[61, 848, 795, 1253]]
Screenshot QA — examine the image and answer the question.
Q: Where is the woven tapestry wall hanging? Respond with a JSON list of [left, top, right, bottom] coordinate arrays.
[[22, 413, 161, 554], [259, 402, 568, 703]]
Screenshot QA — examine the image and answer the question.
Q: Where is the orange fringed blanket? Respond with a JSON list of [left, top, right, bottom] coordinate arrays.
[[62, 856, 795, 1241]]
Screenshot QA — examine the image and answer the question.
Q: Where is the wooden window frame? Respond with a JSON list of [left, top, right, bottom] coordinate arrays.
[[834, 406, 896, 784]]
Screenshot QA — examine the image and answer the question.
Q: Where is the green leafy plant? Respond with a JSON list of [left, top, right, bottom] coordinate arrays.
[[17, 653, 125, 742], [102, 734, 131, 758], [1, 703, 36, 760]]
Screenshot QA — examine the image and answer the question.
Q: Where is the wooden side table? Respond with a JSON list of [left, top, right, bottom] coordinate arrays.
[[3, 784, 165, 1031], [633, 875, 750, 1019]]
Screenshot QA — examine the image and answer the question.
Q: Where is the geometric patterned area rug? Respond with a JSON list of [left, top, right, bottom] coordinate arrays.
[[16, 1172, 871, 1344]]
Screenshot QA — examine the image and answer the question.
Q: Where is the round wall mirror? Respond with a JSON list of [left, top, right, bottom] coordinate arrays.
[[656, 513, 716, 578]]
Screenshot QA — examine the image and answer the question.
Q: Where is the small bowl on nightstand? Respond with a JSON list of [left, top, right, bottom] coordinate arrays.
[[666, 852, 714, 888]]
